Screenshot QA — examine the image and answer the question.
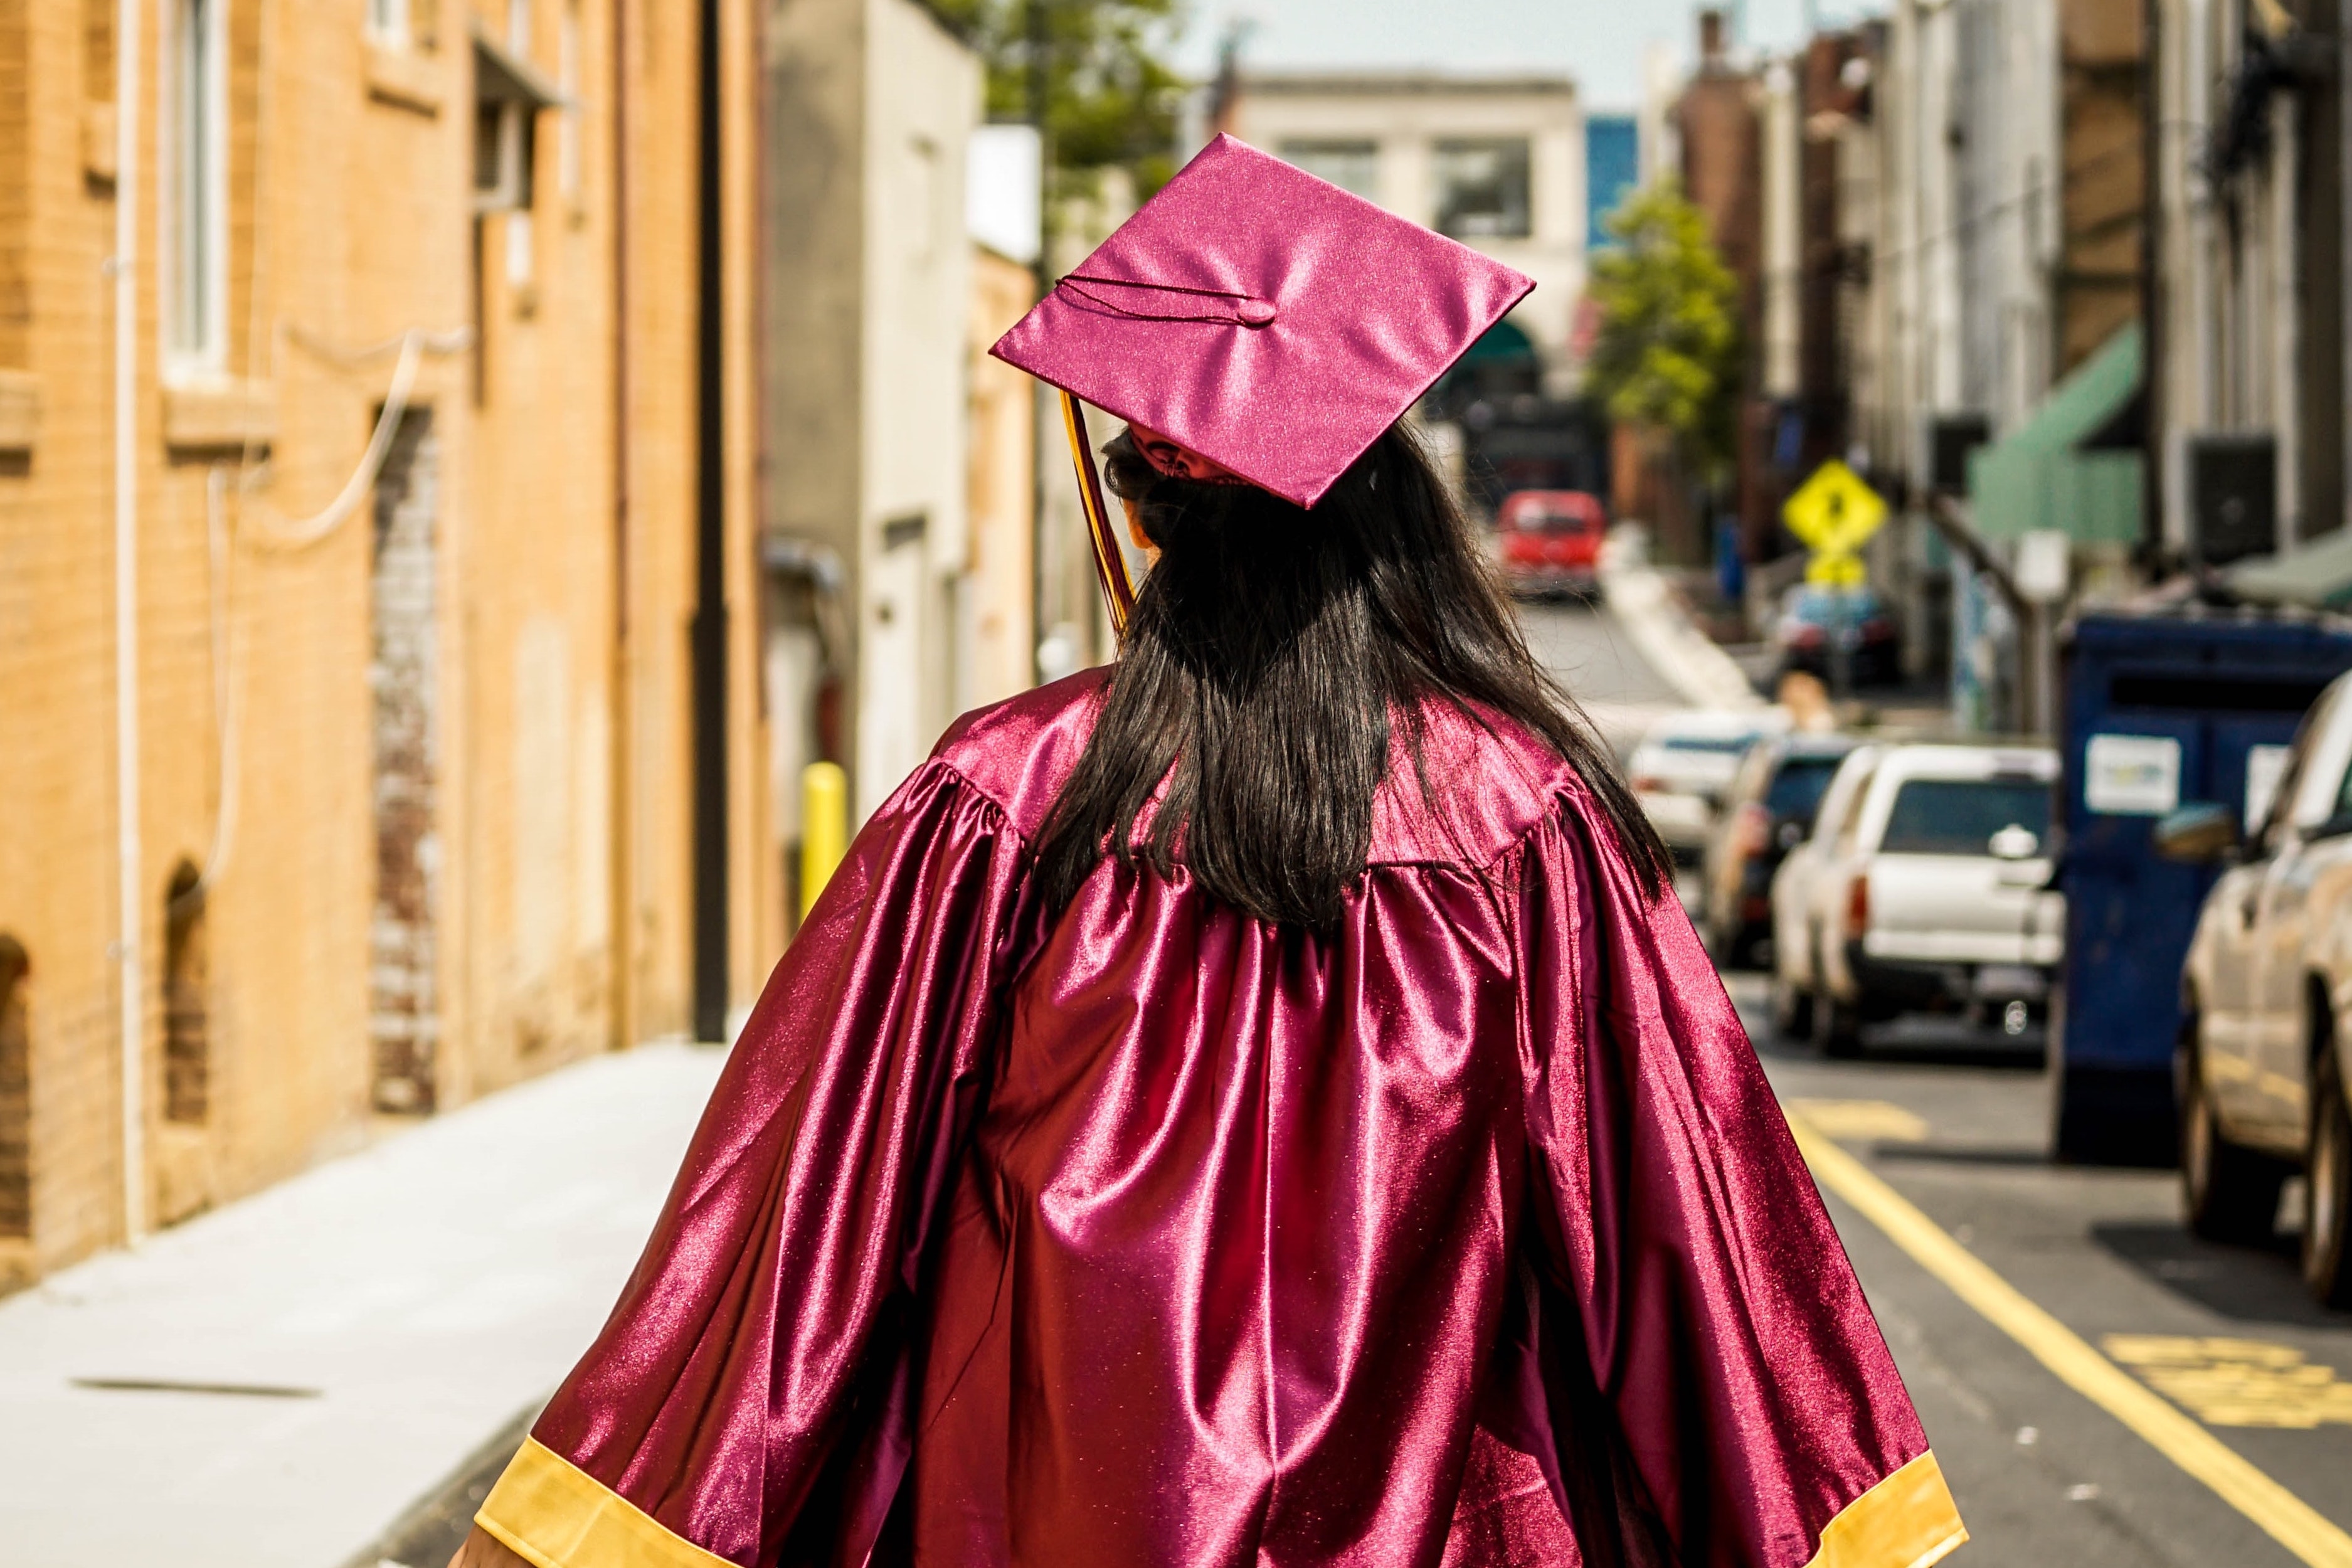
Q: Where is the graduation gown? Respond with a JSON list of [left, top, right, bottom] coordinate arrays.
[[477, 670, 1966, 1568]]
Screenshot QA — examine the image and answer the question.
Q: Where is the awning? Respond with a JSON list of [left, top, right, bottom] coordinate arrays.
[[1461, 318, 1537, 362], [1967, 324, 2143, 544], [2227, 527, 2352, 609], [474, 19, 567, 109]]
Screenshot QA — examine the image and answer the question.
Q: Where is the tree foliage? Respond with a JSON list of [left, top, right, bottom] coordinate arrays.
[[929, 0, 1189, 198], [1583, 180, 1744, 480]]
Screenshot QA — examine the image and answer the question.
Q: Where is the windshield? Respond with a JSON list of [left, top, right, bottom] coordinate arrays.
[[1879, 778, 2052, 855], [1764, 756, 1844, 827], [1660, 734, 1759, 755]]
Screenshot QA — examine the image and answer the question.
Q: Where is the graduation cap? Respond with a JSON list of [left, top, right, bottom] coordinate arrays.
[[991, 132, 1535, 632]]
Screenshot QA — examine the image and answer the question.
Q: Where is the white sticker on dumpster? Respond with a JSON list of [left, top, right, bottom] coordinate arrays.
[[2084, 734, 2181, 815]]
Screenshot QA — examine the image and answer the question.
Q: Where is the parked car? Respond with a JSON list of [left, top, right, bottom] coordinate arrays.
[[1770, 744, 1883, 1037], [1705, 731, 1862, 967], [1628, 708, 1790, 862], [2163, 669, 2352, 1305], [1776, 743, 2062, 1055], [1494, 489, 1607, 598], [1770, 584, 1902, 687]]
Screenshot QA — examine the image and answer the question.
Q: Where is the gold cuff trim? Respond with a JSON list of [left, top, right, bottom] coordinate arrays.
[[477, 1435, 735, 1568], [1805, 1450, 1968, 1568]]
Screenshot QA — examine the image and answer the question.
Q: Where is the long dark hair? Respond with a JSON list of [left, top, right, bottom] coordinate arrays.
[[1032, 423, 1669, 928]]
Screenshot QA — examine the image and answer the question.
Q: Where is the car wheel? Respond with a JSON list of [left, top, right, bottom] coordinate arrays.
[[2303, 1047, 2352, 1306], [1770, 973, 1814, 1041], [2181, 1036, 2286, 1244]]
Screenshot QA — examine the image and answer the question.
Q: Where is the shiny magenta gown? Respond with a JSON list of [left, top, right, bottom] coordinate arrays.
[[478, 671, 1965, 1568]]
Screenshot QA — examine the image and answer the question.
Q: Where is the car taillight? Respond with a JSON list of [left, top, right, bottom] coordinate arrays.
[[1845, 873, 1870, 933], [1736, 802, 1770, 856]]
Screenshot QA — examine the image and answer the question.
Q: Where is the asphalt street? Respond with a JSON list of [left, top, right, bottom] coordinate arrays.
[[1742, 988, 2352, 1567]]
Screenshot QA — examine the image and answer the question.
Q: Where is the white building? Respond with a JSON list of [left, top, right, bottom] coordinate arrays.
[[1217, 72, 1588, 393]]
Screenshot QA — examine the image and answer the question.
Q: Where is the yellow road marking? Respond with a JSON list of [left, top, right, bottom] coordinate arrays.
[[1786, 1098, 1932, 1144], [1785, 1110, 2352, 1568], [2105, 1336, 2352, 1430]]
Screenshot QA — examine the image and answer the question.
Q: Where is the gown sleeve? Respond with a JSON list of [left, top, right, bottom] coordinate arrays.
[[474, 760, 1028, 1568], [1511, 781, 1967, 1568]]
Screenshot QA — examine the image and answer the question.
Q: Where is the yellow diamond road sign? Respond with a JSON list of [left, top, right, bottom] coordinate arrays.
[[1783, 458, 1888, 559]]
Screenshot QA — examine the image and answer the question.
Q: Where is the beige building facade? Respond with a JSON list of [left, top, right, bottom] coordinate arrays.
[[1219, 72, 1588, 389], [0, 0, 766, 1288]]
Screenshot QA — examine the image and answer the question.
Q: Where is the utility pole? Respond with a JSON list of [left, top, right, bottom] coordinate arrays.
[[1026, 0, 1054, 299], [1028, 0, 1055, 683], [2139, 0, 2164, 573], [691, 0, 729, 1042]]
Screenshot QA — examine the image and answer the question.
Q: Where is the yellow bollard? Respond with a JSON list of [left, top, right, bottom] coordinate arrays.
[[798, 761, 849, 924]]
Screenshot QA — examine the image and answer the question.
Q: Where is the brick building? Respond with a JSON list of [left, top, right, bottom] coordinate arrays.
[[1674, 8, 1766, 563], [0, 0, 765, 1287]]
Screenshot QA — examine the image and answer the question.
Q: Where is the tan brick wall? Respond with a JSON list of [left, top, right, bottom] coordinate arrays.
[[0, 0, 765, 1288]]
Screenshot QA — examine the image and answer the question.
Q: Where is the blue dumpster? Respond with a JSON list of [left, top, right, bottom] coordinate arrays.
[[2052, 610, 2352, 1161]]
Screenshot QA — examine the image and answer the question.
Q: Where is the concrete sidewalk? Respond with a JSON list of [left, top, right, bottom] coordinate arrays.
[[0, 1043, 727, 1568]]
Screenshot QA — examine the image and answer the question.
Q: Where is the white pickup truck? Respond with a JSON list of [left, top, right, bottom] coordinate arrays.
[[1774, 742, 2063, 1054]]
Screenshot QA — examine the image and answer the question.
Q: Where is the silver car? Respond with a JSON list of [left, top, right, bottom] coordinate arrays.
[[2164, 670, 2352, 1306]]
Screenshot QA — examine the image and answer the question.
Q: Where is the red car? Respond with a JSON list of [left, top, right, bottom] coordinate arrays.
[[1495, 489, 1606, 598]]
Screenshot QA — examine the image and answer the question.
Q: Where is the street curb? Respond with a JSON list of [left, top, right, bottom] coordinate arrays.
[[1599, 527, 1766, 711], [341, 1401, 540, 1568]]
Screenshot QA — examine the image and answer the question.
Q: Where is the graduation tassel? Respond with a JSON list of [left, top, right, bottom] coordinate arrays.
[[1061, 391, 1136, 638]]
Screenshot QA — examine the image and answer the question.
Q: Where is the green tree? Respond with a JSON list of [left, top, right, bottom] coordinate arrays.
[[1583, 180, 1744, 482], [930, 0, 1189, 201]]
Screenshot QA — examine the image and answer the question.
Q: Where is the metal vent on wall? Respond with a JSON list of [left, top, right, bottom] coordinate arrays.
[[1929, 413, 1992, 495], [2186, 433, 2278, 566]]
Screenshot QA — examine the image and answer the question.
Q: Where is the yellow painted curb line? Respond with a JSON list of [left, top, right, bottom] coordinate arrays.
[[1786, 1111, 2352, 1568]]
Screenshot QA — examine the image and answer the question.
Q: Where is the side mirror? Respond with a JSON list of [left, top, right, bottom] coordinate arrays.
[[2154, 802, 2240, 864], [1988, 824, 2042, 861]]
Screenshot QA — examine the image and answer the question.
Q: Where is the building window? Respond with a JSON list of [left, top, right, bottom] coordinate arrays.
[[169, 0, 228, 371], [163, 866, 209, 1126], [1279, 139, 1379, 202], [0, 936, 28, 1240], [556, 2, 581, 203], [1433, 138, 1532, 240], [474, 100, 535, 213], [366, 0, 408, 47]]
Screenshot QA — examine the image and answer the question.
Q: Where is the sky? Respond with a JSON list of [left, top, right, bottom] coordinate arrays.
[[1170, 0, 1887, 112]]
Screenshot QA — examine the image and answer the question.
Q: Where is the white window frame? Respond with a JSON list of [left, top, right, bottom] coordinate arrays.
[[166, 0, 230, 379], [365, 0, 410, 48], [556, 3, 581, 203]]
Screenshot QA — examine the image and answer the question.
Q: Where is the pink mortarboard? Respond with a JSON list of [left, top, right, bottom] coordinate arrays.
[[990, 133, 1534, 627]]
